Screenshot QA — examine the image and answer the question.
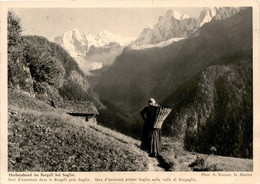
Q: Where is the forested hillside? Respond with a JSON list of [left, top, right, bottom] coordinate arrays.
[[8, 11, 92, 104], [162, 49, 252, 158]]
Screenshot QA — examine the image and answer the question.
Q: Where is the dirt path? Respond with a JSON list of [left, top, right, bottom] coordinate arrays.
[[147, 156, 165, 171], [89, 124, 167, 171]]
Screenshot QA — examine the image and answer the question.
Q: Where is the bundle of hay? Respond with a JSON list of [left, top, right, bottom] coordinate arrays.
[[152, 106, 172, 129]]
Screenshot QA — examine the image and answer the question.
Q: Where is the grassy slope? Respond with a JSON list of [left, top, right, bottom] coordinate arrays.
[[8, 90, 253, 172], [160, 138, 253, 171], [8, 90, 149, 171]]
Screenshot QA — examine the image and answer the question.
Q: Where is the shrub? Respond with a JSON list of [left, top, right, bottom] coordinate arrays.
[[8, 11, 22, 48], [189, 155, 222, 171]]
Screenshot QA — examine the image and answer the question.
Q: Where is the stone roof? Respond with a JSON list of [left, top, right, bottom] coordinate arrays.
[[58, 101, 99, 115]]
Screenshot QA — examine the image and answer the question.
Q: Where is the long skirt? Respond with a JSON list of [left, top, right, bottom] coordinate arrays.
[[149, 129, 161, 156], [140, 122, 151, 150]]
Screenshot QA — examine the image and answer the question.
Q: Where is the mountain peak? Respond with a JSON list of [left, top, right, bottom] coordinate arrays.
[[63, 28, 85, 42], [197, 7, 244, 27], [132, 9, 194, 47], [198, 7, 217, 27], [132, 7, 246, 48], [165, 9, 190, 20]]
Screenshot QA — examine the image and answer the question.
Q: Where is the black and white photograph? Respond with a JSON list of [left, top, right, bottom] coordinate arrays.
[[1, 0, 260, 183]]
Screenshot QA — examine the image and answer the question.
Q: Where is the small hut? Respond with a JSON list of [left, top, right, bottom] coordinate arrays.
[[58, 101, 99, 124]]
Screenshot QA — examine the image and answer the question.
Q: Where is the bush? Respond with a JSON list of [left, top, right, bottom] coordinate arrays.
[[7, 11, 33, 92], [8, 11, 22, 48], [189, 155, 222, 171]]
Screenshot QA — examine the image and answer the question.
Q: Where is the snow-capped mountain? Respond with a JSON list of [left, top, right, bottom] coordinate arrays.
[[165, 9, 190, 20], [53, 29, 135, 75], [130, 7, 245, 49], [54, 29, 88, 57], [198, 7, 218, 27], [198, 7, 245, 27], [88, 30, 134, 47], [53, 29, 134, 58], [131, 9, 197, 47]]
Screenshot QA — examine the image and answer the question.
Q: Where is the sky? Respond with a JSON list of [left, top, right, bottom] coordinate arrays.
[[12, 8, 203, 40]]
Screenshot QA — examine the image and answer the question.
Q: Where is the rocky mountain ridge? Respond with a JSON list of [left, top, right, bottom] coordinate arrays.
[[52, 7, 245, 72], [131, 7, 245, 48]]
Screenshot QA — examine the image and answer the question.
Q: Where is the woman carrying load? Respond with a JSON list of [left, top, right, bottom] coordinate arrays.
[[140, 98, 161, 157]]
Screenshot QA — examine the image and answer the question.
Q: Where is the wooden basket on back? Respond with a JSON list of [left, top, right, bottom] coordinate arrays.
[[152, 105, 172, 129]]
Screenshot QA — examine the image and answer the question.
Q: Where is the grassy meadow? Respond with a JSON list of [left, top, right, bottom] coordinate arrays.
[[8, 90, 149, 171]]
